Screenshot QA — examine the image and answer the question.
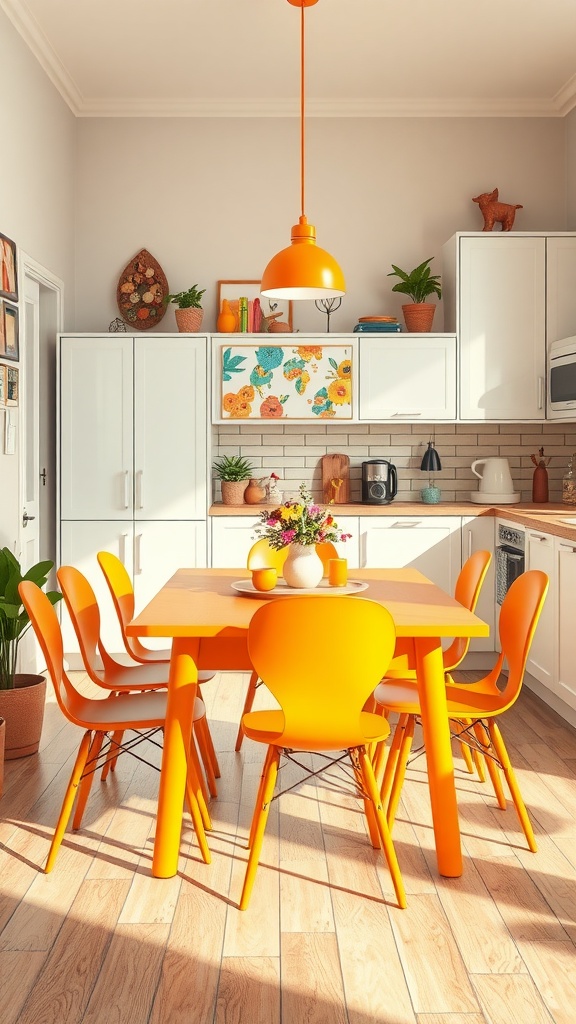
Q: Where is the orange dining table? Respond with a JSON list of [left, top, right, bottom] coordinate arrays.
[[127, 566, 489, 880]]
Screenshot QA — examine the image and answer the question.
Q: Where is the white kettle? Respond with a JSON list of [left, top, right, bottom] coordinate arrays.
[[471, 457, 520, 503]]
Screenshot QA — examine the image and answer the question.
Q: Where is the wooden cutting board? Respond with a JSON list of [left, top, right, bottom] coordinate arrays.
[[321, 453, 350, 504]]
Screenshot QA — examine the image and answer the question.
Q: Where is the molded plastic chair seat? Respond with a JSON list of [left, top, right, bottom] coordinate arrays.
[[238, 595, 407, 911], [18, 580, 211, 872], [374, 570, 549, 853]]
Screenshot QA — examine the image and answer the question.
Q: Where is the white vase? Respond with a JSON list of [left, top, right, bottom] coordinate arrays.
[[283, 543, 324, 589]]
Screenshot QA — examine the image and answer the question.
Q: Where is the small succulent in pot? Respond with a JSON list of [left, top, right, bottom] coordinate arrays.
[[213, 455, 256, 506], [387, 257, 442, 332], [0, 547, 62, 689], [164, 284, 206, 332], [163, 284, 206, 309]]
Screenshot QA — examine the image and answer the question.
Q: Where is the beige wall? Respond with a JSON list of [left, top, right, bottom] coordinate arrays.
[[0, 8, 76, 549], [74, 116, 567, 334], [567, 107, 576, 229]]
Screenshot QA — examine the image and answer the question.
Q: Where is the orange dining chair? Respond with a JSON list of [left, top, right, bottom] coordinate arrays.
[[97, 550, 220, 786], [372, 549, 492, 786], [373, 570, 549, 851], [18, 580, 211, 872], [238, 595, 407, 911], [57, 564, 218, 800], [235, 538, 342, 752]]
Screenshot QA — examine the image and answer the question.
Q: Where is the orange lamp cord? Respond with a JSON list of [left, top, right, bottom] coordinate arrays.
[[300, 2, 306, 222]]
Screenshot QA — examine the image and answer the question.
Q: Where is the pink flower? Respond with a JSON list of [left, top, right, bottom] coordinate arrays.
[[281, 529, 296, 544]]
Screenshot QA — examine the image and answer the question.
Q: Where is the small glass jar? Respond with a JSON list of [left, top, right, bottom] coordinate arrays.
[[562, 453, 576, 505]]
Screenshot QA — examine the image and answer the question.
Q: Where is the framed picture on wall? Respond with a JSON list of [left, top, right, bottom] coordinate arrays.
[[6, 365, 19, 406], [0, 364, 6, 405], [0, 232, 18, 301], [217, 280, 293, 332], [3, 304, 19, 361]]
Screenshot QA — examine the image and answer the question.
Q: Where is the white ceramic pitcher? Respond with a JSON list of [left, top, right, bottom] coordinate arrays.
[[471, 457, 515, 494]]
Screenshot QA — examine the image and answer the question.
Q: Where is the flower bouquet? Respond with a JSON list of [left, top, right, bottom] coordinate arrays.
[[255, 484, 350, 588]]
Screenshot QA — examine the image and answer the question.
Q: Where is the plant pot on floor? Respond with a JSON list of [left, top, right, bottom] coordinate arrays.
[[402, 303, 436, 333], [221, 480, 249, 505], [0, 717, 5, 796], [175, 308, 204, 333], [0, 674, 47, 759]]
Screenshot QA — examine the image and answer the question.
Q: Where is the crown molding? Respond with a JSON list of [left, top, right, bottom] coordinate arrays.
[[0, 0, 83, 113]]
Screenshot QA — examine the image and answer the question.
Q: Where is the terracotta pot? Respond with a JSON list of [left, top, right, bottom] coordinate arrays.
[[175, 307, 204, 333], [221, 479, 249, 506], [244, 478, 267, 504], [268, 321, 291, 333], [0, 718, 5, 797], [0, 674, 47, 759], [402, 303, 436, 333]]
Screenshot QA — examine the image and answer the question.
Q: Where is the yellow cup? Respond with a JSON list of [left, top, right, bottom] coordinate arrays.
[[328, 558, 348, 587], [251, 567, 277, 592]]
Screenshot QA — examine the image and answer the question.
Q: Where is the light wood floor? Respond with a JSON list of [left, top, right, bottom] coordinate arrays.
[[1, 669, 576, 1024]]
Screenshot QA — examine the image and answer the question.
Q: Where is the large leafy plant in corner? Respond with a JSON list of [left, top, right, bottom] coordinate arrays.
[[387, 257, 442, 304], [0, 547, 62, 689]]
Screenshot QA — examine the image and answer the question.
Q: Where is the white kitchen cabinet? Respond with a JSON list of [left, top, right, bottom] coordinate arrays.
[[443, 233, 547, 421], [359, 516, 461, 595], [358, 335, 456, 421], [555, 536, 576, 711], [61, 519, 207, 660], [525, 528, 556, 688], [210, 516, 360, 569], [546, 236, 576, 349], [60, 335, 207, 520], [461, 516, 496, 652]]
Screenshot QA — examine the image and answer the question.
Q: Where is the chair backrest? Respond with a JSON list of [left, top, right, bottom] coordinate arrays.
[[247, 596, 396, 747], [57, 564, 116, 680], [246, 539, 289, 572], [18, 581, 87, 726], [97, 550, 143, 660], [443, 549, 492, 671], [496, 569, 549, 710]]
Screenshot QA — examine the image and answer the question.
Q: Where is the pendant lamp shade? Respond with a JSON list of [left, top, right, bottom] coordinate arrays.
[[420, 441, 442, 473], [261, 0, 345, 301]]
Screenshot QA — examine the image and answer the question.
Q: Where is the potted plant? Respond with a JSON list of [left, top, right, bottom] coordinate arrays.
[[387, 257, 442, 332], [164, 284, 206, 333], [0, 547, 62, 759], [213, 455, 255, 506]]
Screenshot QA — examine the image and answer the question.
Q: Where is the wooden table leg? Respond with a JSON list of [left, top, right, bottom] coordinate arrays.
[[414, 636, 462, 877], [152, 637, 199, 878]]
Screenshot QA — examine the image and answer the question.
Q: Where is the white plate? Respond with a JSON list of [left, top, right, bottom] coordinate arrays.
[[469, 491, 521, 504], [230, 578, 369, 599]]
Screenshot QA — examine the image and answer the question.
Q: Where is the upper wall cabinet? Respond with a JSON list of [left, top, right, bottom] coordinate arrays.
[[358, 334, 456, 421], [60, 335, 207, 520], [211, 335, 358, 423], [443, 232, 576, 421]]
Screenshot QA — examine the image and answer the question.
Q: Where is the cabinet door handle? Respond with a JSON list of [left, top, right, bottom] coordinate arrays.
[[136, 470, 144, 510], [391, 521, 420, 528], [559, 542, 576, 552], [123, 471, 130, 509], [538, 376, 544, 410], [360, 531, 367, 568], [468, 531, 472, 557], [120, 531, 128, 564], [134, 533, 142, 575], [528, 532, 548, 542], [390, 412, 422, 417]]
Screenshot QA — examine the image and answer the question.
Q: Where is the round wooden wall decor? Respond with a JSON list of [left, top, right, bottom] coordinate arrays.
[[116, 249, 169, 330]]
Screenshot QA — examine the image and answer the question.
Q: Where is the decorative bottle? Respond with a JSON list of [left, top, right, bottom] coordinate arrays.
[[562, 453, 576, 505], [217, 299, 236, 333], [531, 447, 550, 503]]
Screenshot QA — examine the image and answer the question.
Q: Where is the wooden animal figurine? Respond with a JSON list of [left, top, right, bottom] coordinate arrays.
[[472, 188, 523, 231]]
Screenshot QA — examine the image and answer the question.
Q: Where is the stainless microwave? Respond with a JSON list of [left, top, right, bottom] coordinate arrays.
[[548, 336, 576, 419]]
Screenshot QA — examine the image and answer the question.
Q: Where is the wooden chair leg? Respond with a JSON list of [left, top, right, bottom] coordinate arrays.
[[185, 762, 212, 864], [240, 746, 280, 911], [380, 712, 409, 807], [489, 720, 537, 852], [235, 671, 259, 752], [101, 730, 123, 780], [186, 749, 212, 832], [45, 731, 93, 873], [387, 715, 415, 831], [248, 745, 276, 850], [197, 696, 221, 779], [195, 717, 218, 798], [456, 721, 475, 774], [73, 731, 105, 830], [358, 747, 407, 909], [188, 732, 210, 812], [473, 721, 506, 809]]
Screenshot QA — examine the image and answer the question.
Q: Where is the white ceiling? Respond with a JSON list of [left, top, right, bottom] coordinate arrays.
[[3, 0, 576, 118]]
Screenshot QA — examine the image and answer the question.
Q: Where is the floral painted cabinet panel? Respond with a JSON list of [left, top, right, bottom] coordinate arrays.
[[213, 338, 357, 421]]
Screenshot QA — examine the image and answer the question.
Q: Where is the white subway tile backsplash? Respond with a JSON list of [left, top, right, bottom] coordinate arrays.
[[212, 423, 576, 502]]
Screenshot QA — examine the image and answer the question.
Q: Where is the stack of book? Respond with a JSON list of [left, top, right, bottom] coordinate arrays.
[[353, 316, 402, 333], [229, 297, 263, 332]]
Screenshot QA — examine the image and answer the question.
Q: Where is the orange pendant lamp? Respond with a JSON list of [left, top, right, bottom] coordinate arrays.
[[261, 0, 345, 301]]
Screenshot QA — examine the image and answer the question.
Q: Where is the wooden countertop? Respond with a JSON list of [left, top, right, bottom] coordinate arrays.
[[209, 501, 576, 541]]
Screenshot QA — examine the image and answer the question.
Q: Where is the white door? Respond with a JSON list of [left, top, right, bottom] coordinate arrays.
[[359, 335, 457, 421], [525, 529, 556, 688], [133, 520, 207, 607], [461, 516, 496, 652], [361, 517, 461, 595], [18, 277, 42, 673], [60, 336, 133, 519], [211, 517, 261, 568], [556, 538, 576, 709], [134, 336, 207, 519], [546, 236, 576, 347]]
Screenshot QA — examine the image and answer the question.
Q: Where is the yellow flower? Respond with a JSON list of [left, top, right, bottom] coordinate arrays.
[[328, 379, 351, 405], [338, 359, 352, 379]]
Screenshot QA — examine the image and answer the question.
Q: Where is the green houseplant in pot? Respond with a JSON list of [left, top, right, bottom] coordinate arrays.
[[387, 257, 442, 333], [164, 284, 206, 333], [0, 547, 62, 758], [213, 455, 255, 506]]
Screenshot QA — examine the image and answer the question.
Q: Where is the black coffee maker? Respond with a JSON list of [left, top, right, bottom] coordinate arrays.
[[361, 459, 398, 505]]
